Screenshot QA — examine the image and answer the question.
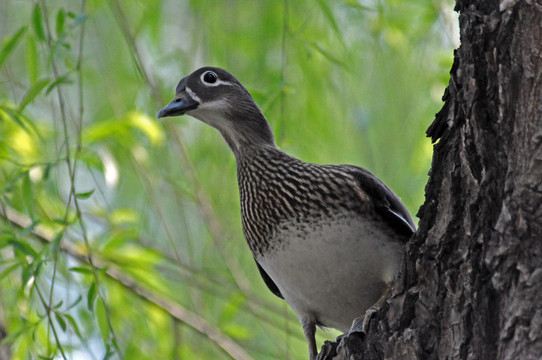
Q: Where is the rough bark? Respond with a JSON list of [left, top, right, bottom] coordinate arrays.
[[319, 0, 542, 359]]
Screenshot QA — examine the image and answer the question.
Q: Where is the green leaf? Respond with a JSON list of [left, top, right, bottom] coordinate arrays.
[[56, 9, 66, 37], [50, 231, 63, 257], [103, 344, 114, 360], [19, 78, 51, 111], [52, 218, 69, 226], [21, 265, 33, 287], [0, 104, 31, 131], [64, 314, 83, 339], [342, 0, 371, 10], [87, 282, 97, 311], [66, 295, 83, 310], [315, 0, 343, 44], [54, 312, 67, 332], [76, 189, 94, 199], [127, 111, 165, 145], [220, 293, 246, 323], [0, 26, 27, 69], [69, 266, 93, 275], [223, 324, 251, 340], [32, 4, 46, 42], [96, 298, 110, 341], [21, 258, 42, 286], [9, 239, 38, 258], [42, 163, 52, 180], [82, 117, 131, 145], [25, 35, 39, 84], [307, 41, 350, 70], [45, 73, 73, 95], [0, 263, 20, 281], [22, 172, 34, 219], [0, 233, 13, 249]]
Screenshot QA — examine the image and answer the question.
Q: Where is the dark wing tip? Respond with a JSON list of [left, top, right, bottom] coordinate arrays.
[[347, 166, 416, 239], [255, 260, 283, 299]]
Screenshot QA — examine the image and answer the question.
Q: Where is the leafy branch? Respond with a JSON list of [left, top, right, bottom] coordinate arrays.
[[2, 206, 254, 360]]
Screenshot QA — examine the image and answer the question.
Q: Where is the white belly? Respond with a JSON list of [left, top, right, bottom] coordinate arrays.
[[257, 213, 404, 332]]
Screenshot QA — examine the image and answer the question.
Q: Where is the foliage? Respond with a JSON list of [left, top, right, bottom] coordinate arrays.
[[0, 0, 455, 359]]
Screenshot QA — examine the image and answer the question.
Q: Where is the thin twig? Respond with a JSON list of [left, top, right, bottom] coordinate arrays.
[[37, 0, 123, 356], [34, 284, 68, 360]]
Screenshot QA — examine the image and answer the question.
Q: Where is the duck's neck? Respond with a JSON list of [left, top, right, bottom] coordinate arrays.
[[190, 96, 276, 158], [218, 105, 276, 159]]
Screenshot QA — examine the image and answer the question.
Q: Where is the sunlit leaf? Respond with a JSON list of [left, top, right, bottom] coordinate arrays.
[[223, 324, 251, 340], [220, 293, 246, 323], [103, 244, 161, 267], [0, 104, 33, 132], [82, 118, 129, 144], [127, 111, 165, 146], [7, 124, 40, 160], [110, 208, 139, 225]]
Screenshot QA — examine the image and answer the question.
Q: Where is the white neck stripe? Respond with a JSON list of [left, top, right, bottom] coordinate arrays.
[[185, 87, 201, 103]]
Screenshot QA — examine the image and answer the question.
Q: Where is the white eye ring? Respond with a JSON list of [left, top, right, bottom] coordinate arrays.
[[199, 71, 235, 87], [201, 71, 218, 84]]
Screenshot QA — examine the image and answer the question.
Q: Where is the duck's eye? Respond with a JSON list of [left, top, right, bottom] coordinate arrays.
[[202, 71, 218, 84]]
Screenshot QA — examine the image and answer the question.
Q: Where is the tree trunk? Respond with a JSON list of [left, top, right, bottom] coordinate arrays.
[[319, 1, 542, 359]]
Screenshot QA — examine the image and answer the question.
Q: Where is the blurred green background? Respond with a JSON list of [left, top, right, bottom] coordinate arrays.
[[0, 0, 456, 359]]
